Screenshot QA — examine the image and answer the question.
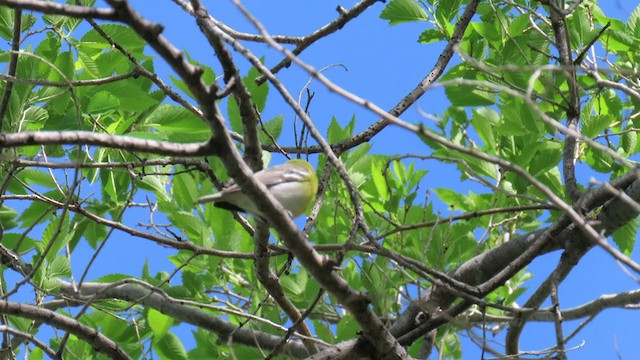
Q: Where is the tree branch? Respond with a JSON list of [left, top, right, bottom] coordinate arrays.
[[0, 131, 219, 156], [0, 300, 131, 359]]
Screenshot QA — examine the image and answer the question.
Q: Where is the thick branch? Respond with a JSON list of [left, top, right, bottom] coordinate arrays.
[[0, 300, 131, 359], [59, 281, 311, 358], [389, 173, 640, 345], [547, 0, 582, 201], [190, 0, 263, 169], [0, 131, 218, 156], [254, 221, 317, 355]]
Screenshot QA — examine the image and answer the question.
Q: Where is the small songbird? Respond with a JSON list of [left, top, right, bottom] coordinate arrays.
[[195, 159, 318, 218]]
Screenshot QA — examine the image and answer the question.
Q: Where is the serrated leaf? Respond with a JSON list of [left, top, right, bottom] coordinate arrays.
[[172, 172, 198, 210], [380, 0, 429, 25], [77, 48, 100, 78], [153, 331, 187, 360], [585, 148, 614, 173], [612, 217, 638, 256], [627, 3, 640, 39], [81, 24, 146, 52], [188, 329, 219, 359], [137, 175, 170, 202], [529, 141, 562, 176], [418, 28, 444, 44], [582, 114, 613, 138], [471, 107, 498, 149], [47, 51, 74, 82], [621, 128, 637, 156], [94, 273, 133, 283], [148, 308, 173, 340], [49, 255, 71, 278], [99, 80, 159, 112], [259, 115, 284, 144], [87, 91, 120, 115], [168, 211, 208, 242], [144, 104, 211, 142], [436, 0, 462, 23], [281, 272, 307, 296], [434, 188, 472, 211], [23, 106, 48, 131], [371, 160, 388, 199], [17, 168, 58, 189], [1, 233, 36, 253], [0, 7, 15, 40], [442, 66, 496, 106], [244, 64, 269, 112], [41, 217, 72, 261]]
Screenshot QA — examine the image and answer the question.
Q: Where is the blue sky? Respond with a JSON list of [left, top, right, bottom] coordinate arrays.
[[6, 0, 639, 358]]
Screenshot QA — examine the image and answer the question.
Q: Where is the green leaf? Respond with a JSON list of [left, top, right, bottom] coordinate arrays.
[[148, 308, 173, 340], [188, 329, 219, 359], [327, 116, 355, 143], [87, 91, 120, 115], [47, 50, 74, 82], [100, 170, 118, 205], [1, 233, 36, 253], [621, 127, 638, 156], [227, 63, 269, 134], [612, 217, 638, 256], [0, 206, 19, 231], [259, 115, 284, 145], [336, 315, 358, 341], [418, 28, 444, 44], [434, 188, 473, 211], [582, 114, 613, 138], [41, 215, 71, 261], [380, 0, 429, 25], [371, 160, 388, 199], [144, 104, 211, 142], [471, 21, 502, 45], [153, 331, 187, 360], [99, 80, 159, 112], [81, 24, 146, 54], [495, 114, 531, 136], [529, 141, 562, 176], [172, 172, 198, 210], [626, 3, 640, 39], [16, 168, 58, 189], [436, 0, 462, 23], [22, 106, 49, 131], [0, 7, 14, 40], [244, 64, 269, 112], [471, 107, 498, 149], [138, 175, 170, 202], [281, 271, 307, 296], [168, 211, 208, 241], [17, 201, 52, 227], [29, 347, 43, 360], [94, 273, 133, 283], [49, 255, 71, 278], [585, 148, 614, 173], [441, 66, 496, 106], [77, 48, 101, 78]]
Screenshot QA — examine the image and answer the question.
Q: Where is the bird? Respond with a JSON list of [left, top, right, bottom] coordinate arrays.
[[195, 159, 318, 218]]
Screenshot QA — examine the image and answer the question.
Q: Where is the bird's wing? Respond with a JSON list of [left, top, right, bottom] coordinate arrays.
[[255, 164, 309, 188], [207, 163, 308, 197]]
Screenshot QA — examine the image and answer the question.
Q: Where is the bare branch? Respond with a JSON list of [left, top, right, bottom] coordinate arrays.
[[0, 0, 117, 20], [0, 131, 218, 156]]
